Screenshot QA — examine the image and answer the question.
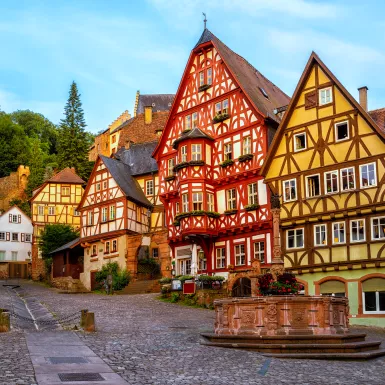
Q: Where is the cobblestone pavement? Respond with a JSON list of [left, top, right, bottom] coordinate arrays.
[[2, 281, 385, 385]]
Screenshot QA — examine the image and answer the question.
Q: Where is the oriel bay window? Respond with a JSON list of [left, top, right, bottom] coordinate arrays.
[[224, 143, 233, 160], [180, 145, 187, 162], [235, 244, 246, 266], [248, 183, 258, 205], [283, 179, 297, 202], [287, 228, 304, 249], [182, 193, 189, 212], [360, 162, 377, 188], [243, 136, 252, 154], [314, 224, 327, 246], [254, 241, 265, 263], [372, 217, 385, 240], [341, 167, 355, 191], [191, 144, 202, 161], [168, 158, 175, 176], [351, 219, 365, 242], [325, 170, 338, 194], [333, 222, 345, 244], [216, 248, 226, 268], [362, 278, 385, 314], [306, 174, 320, 198], [226, 188, 237, 210], [192, 192, 203, 210]]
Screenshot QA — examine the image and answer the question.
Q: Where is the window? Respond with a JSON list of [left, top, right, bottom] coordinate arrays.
[[191, 144, 202, 161], [109, 205, 116, 220], [306, 174, 320, 198], [152, 248, 159, 258], [38, 206, 44, 216], [0, 251, 5, 261], [224, 143, 232, 160], [96, 183, 101, 192], [351, 219, 365, 242], [360, 163, 377, 188], [192, 192, 203, 211], [319, 87, 332, 105], [216, 248, 226, 268], [92, 245, 97, 256], [112, 135, 116, 143], [102, 207, 108, 223], [192, 112, 198, 129], [0, 232, 4, 241], [74, 210, 80, 216], [341, 167, 355, 191], [314, 224, 327, 246], [243, 136, 252, 154], [287, 229, 304, 249], [179, 258, 191, 275], [180, 146, 187, 162], [12, 233, 18, 242], [215, 99, 229, 116], [199, 71, 205, 87], [10, 215, 18, 223], [207, 68, 212, 85], [235, 244, 246, 266], [105, 241, 110, 254], [226, 188, 237, 210], [372, 217, 385, 240], [146, 180, 154, 196], [362, 278, 385, 314], [254, 242, 265, 263], [48, 206, 55, 216], [25, 234, 31, 242], [294, 133, 307, 151], [198, 250, 206, 270], [168, 158, 175, 176], [335, 121, 349, 141], [185, 115, 192, 130], [207, 193, 215, 212], [176, 202, 180, 215], [112, 239, 118, 253], [333, 222, 345, 244], [325, 171, 339, 194], [11, 251, 17, 261], [283, 179, 297, 202], [198, 68, 212, 87], [103, 181, 108, 190], [182, 193, 189, 212], [248, 183, 258, 205], [88, 212, 93, 226], [62, 186, 70, 196]]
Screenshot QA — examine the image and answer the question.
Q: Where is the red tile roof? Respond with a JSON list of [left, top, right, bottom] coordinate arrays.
[[48, 168, 85, 184], [369, 108, 385, 132]]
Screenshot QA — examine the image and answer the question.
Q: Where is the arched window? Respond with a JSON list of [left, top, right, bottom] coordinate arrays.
[[232, 277, 251, 297], [362, 278, 385, 314], [320, 280, 346, 297]]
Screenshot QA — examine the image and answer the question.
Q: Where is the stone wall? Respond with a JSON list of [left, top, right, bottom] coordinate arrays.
[[0, 263, 9, 279], [51, 276, 89, 292], [31, 242, 46, 280]]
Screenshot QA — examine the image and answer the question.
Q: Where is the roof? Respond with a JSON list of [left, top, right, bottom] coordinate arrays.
[[47, 168, 85, 184], [0, 205, 31, 222], [114, 141, 158, 176], [260, 52, 385, 177], [100, 156, 152, 208], [110, 117, 135, 135], [173, 127, 214, 149], [196, 29, 290, 124], [369, 108, 385, 133], [136, 94, 174, 115], [49, 237, 81, 254]]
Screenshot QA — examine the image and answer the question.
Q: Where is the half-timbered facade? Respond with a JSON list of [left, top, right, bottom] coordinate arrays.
[[261, 52, 385, 326], [78, 141, 169, 290], [153, 29, 289, 282], [30, 168, 85, 279]]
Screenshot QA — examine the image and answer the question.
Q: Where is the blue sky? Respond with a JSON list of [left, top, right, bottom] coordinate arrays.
[[0, 0, 384, 133]]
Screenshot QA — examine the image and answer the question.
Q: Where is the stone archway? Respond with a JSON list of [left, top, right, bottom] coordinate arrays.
[[231, 277, 251, 297]]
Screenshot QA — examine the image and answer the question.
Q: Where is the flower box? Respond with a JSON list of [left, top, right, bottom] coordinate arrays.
[[165, 175, 176, 182], [198, 84, 211, 92], [238, 154, 254, 163], [220, 159, 234, 168], [224, 209, 238, 215], [188, 160, 205, 167], [173, 162, 189, 172], [206, 211, 220, 218], [244, 204, 260, 212], [213, 113, 230, 124]]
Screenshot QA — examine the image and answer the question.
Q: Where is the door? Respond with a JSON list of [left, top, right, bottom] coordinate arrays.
[[232, 277, 252, 297]]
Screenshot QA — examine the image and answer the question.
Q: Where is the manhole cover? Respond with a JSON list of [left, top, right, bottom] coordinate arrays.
[[47, 357, 88, 364], [58, 373, 104, 382]]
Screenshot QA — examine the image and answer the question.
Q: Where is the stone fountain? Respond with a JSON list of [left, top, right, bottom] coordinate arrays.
[[201, 196, 385, 359]]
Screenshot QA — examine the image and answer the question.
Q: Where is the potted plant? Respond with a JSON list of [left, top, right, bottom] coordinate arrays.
[[212, 113, 230, 123], [238, 154, 254, 163], [220, 159, 234, 168], [245, 203, 260, 212]]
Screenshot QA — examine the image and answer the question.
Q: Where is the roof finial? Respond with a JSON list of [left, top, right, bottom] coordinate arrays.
[[202, 12, 207, 29]]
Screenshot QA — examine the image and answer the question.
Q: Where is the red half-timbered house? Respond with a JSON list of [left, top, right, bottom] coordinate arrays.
[[153, 29, 290, 281]]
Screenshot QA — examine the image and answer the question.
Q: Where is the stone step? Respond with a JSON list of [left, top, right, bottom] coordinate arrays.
[[200, 340, 382, 353], [116, 280, 159, 295], [200, 332, 367, 345], [261, 349, 385, 360]]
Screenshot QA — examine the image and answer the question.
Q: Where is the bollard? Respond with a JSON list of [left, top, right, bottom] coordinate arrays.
[[80, 309, 88, 328], [0, 309, 10, 333], [84, 312, 96, 332]]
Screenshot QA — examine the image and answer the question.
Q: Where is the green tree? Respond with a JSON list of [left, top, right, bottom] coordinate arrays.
[[57, 81, 90, 179], [25, 138, 45, 197], [9, 198, 31, 217], [38, 224, 79, 270]]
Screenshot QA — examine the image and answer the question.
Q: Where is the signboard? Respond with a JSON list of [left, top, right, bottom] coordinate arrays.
[[183, 282, 196, 295], [172, 279, 182, 291]]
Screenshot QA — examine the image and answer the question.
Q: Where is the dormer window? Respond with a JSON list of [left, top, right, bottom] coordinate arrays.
[[191, 144, 202, 161], [335, 121, 349, 142], [224, 143, 232, 161], [319, 87, 332, 105]]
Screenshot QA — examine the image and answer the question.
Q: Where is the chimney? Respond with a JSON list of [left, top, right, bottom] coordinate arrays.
[[358, 86, 368, 111], [144, 106, 152, 124]]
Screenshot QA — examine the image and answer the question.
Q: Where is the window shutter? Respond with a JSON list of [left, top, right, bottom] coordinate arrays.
[[6, 232, 10, 241], [18, 215, 21, 223], [21, 233, 25, 242], [305, 91, 317, 109], [9, 214, 12, 222]]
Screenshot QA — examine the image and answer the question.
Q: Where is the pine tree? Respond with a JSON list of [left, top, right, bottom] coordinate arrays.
[[57, 81, 90, 179], [25, 138, 45, 197]]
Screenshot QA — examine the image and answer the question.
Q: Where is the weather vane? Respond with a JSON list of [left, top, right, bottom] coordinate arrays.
[[203, 12, 207, 29]]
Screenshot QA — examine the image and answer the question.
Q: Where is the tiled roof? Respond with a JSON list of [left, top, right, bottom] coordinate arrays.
[[136, 94, 174, 115], [49, 237, 81, 254], [369, 108, 385, 132], [173, 127, 214, 149], [195, 29, 290, 124], [47, 168, 85, 184], [100, 156, 152, 208]]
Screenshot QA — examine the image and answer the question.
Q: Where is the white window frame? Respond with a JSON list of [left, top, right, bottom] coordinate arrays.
[[12, 233, 18, 242], [334, 120, 349, 142], [216, 247, 226, 269], [38, 206, 44, 216], [371, 216, 385, 241], [88, 211, 93, 226], [182, 193, 189, 213], [25, 234, 31, 243], [168, 158, 175, 176], [191, 144, 202, 161], [192, 112, 198, 129], [305, 174, 321, 198], [294, 132, 307, 152], [199, 71, 205, 87], [207, 67, 212, 85], [350, 219, 366, 243], [0, 232, 5, 241], [235, 244, 246, 266], [283, 179, 297, 202], [109, 205, 116, 221], [243, 136, 252, 155], [362, 290, 385, 314], [180, 145, 187, 163], [224, 143, 232, 161], [286, 228, 304, 249], [48, 206, 55, 216], [74, 210, 80, 216], [198, 250, 207, 270], [360, 162, 377, 189], [314, 224, 327, 247], [11, 215, 18, 223], [325, 170, 339, 194], [101, 207, 108, 223], [192, 192, 203, 211], [207, 193, 215, 212], [185, 114, 192, 130], [340, 167, 355, 191], [332, 222, 346, 244], [62, 186, 70, 196], [226, 188, 237, 210], [319, 87, 332, 105], [254, 241, 265, 263], [146, 180, 154, 196], [248, 183, 258, 205], [178, 258, 192, 275]]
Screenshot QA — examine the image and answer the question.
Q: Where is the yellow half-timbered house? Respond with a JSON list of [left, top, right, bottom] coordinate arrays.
[[261, 52, 385, 326], [30, 168, 85, 279]]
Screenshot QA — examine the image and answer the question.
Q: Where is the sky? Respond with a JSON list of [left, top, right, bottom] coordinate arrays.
[[0, 0, 384, 133]]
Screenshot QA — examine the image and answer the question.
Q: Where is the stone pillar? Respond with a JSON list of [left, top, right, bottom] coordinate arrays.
[[191, 243, 198, 276], [270, 194, 284, 279]]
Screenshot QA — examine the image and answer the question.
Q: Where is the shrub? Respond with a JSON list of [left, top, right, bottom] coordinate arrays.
[[170, 292, 180, 303], [95, 262, 131, 291], [198, 275, 225, 282], [159, 277, 172, 284], [178, 275, 194, 283]]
